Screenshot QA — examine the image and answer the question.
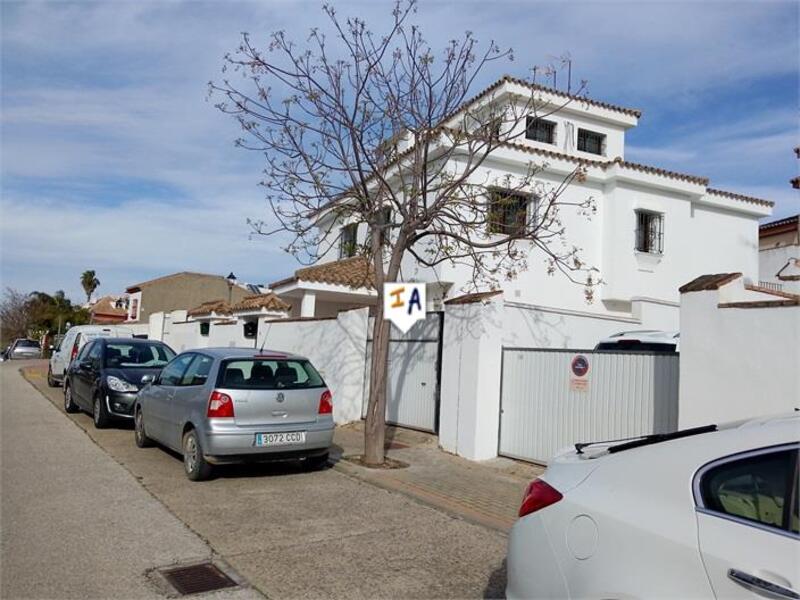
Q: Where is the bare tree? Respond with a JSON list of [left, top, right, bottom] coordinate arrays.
[[0, 288, 31, 346], [211, 0, 598, 465]]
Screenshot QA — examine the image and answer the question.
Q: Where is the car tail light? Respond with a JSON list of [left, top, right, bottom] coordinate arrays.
[[318, 390, 333, 415], [207, 390, 234, 418], [70, 341, 79, 362], [518, 479, 563, 517]]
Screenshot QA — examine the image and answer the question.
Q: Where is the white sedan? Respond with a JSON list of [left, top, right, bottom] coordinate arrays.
[[506, 413, 799, 599]]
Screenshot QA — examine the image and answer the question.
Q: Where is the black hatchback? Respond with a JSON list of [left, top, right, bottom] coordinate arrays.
[[64, 337, 175, 428]]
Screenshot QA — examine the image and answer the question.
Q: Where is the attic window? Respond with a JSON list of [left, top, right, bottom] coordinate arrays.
[[525, 117, 555, 144], [488, 189, 529, 236], [339, 223, 358, 259], [577, 128, 605, 155]]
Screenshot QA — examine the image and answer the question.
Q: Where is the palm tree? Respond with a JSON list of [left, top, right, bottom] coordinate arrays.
[[80, 270, 100, 304]]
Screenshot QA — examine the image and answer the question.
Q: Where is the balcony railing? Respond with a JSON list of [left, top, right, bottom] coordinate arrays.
[[758, 280, 783, 292]]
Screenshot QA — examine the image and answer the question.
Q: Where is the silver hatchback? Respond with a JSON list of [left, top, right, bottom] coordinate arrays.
[[134, 348, 334, 480]]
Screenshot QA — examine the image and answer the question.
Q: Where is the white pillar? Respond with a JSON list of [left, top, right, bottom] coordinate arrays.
[[300, 292, 317, 318], [439, 295, 504, 460]]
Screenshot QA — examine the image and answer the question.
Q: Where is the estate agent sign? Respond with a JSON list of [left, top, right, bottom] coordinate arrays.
[[384, 282, 426, 334]]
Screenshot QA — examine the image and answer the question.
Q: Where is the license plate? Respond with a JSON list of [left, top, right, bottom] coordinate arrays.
[[255, 431, 306, 447]]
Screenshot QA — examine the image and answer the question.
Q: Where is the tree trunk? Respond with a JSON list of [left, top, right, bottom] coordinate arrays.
[[364, 300, 391, 465]]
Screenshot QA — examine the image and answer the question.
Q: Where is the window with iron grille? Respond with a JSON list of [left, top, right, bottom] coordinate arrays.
[[577, 128, 605, 155], [635, 210, 664, 254], [364, 207, 392, 250], [526, 117, 556, 144], [339, 223, 358, 258], [488, 189, 529, 236]]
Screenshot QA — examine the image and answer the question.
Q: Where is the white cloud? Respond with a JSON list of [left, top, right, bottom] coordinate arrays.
[[1, 0, 797, 300]]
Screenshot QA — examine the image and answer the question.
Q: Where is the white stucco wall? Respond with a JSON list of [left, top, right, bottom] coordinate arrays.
[[256, 308, 369, 424], [760, 245, 799, 286], [439, 296, 504, 460], [679, 282, 800, 428]]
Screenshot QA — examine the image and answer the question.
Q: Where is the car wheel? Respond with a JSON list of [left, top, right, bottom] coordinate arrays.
[[64, 383, 79, 413], [47, 366, 59, 387], [182, 429, 212, 481], [134, 408, 153, 448], [306, 452, 330, 471], [92, 395, 110, 429]]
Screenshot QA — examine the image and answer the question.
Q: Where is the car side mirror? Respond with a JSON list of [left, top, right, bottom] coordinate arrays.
[[140, 374, 155, 385], [49, 345, 54, 350]]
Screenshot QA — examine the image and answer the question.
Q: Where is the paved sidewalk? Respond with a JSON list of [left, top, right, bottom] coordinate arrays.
[[332, 424, 543, 532], [1, 362, 260, 600]]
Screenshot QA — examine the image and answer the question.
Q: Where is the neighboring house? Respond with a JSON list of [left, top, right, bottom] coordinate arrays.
[[89, 295, 128, 324], [124, 272, 264, 323], [271, 75, 773, 347], [759, 214, 800, 294]]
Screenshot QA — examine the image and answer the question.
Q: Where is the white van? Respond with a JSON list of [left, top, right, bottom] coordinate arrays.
[[47, 325, 134, 387]]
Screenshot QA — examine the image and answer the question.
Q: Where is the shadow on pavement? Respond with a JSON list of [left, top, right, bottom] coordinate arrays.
[[483, 557, 507, 599]]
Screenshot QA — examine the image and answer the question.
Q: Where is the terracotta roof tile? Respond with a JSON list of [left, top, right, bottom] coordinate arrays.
[[187, 299, 231, 317], [444, 75, 642, 123], [273, 256, 375, 290], [707, 188, 773, 208], [230, 293, 290, 313], [719, 299, 800, 309], [760, 214, 799, 231], [90, 296, 127, 318], [679, 273, 742, 293]]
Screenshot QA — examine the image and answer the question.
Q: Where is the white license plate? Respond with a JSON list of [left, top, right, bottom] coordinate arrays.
[[255, 431, 306, 447]]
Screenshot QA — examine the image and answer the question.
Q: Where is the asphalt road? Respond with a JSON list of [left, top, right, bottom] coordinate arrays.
[[2, 361, 509, 599]]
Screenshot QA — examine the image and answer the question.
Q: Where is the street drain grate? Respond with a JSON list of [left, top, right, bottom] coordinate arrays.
[[161, 562, 237, 595]]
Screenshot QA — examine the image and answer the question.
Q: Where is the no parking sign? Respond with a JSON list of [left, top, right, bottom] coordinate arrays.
[[570, 354, 590, 392]]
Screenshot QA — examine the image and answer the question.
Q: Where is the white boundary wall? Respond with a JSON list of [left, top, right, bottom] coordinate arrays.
[[256, 308, 369, 424], [679, 277, 800, 427]]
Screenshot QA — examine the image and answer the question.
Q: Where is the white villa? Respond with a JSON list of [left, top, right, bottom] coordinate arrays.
[[145, 76, 782, 463], [269, 75, 773, 348]]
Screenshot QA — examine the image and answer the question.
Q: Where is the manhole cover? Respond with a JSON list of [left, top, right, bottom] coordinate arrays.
[[161, 562, 237, 596]]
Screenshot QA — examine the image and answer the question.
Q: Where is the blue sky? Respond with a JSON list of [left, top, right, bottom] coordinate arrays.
[[1, 0, 798, 302]]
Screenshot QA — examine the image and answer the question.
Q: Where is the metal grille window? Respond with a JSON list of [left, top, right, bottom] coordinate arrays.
[[339, 223, 358, 258], [526, 117, 556, 144], [635, 210, 664, 254], [488, 190, 529, 236], [577, 128, 605, 155]]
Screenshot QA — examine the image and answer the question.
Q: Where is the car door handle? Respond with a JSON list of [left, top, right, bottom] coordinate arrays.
[[728, 569, 800, 600]]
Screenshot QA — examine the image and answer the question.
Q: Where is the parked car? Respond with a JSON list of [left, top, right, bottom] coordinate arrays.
[[506, 413, 799, 599], [64, 337, 175, 428], [48, 324, 133, 387], [594, 329, 679, 352], [2, 339, 42, 360], [134, 348, 335, 481]]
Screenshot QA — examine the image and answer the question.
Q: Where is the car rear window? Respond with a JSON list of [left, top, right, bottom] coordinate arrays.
[[595, 341, 676, 352], [105, 343, 176, 368], [17, 340, 40, 348], [218, 359, 325, 390]]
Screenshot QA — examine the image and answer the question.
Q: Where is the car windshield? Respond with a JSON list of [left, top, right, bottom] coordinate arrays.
[[218, 358, 325, 390], [105, 343, 175, 368], [17, 340, 40, 348]]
